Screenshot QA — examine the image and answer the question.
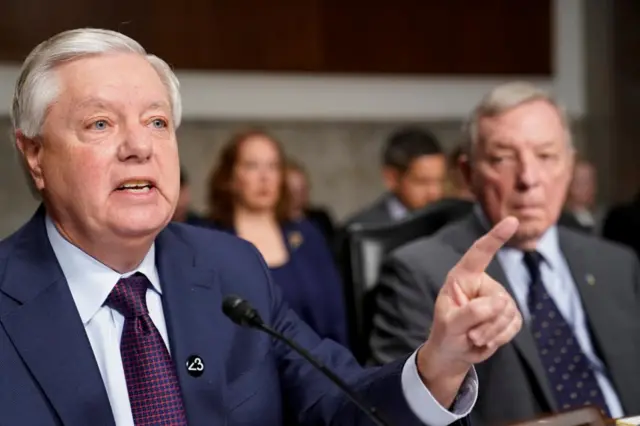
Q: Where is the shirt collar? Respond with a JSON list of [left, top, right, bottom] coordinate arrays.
[[386, 195, 409, 221], [472, 204, 562, 270], [45, 215, 161, 325]]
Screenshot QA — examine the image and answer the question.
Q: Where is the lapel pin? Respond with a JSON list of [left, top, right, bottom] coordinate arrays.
[[585, 274, 596, 286], [186, 354, 205, 377], [288, 231, 303, 250]]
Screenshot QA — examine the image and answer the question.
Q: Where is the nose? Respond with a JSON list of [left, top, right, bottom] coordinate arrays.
[[258, 163, 275, 182], [515, 154, 540, 191], [117, 123, 153, 162]]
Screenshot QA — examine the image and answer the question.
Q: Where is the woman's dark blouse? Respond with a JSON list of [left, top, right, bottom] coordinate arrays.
[[210, 219, 349, 346]]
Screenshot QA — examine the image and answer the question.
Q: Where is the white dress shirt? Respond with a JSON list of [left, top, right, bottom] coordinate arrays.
[[45, 215, 476, 426]]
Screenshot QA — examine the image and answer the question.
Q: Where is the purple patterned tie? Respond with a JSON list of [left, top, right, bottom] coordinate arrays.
[[523, 251, 610, 416], [106, 273, 188, 425]]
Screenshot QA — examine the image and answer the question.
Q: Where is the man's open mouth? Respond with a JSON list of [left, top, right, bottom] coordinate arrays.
[[116, 180, 155, 192]]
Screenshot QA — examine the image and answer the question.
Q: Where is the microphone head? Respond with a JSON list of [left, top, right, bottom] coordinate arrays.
[[222, 295, 264, 327]]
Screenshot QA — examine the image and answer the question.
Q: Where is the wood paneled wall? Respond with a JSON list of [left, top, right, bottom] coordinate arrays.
[[0, 0, 551, 75]]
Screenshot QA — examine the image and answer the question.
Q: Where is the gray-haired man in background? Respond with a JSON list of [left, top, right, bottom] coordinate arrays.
[[370, 82, 640, 425]]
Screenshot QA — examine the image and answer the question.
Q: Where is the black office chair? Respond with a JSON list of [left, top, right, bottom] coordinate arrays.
[[341, 198, 473, 362]]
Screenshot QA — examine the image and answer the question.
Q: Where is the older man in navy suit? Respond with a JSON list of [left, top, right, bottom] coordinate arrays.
[[0, 28, 523, 426]]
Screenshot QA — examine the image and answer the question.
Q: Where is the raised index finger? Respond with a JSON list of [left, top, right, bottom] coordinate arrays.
[[454, 216, 519, 274]]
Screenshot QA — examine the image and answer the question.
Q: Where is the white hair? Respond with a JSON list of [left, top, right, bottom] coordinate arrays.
[[463, 81, 572, 157], [10, 28, 182, 197], [11, 28, 182, 137]]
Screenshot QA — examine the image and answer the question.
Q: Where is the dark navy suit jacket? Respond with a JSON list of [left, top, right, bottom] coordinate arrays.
[[0, 208, 468, 426]]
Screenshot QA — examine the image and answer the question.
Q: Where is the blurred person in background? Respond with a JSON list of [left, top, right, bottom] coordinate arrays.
[[343, 127, 446, 226], [563, 158, 605, 234], [207, 130, 348, 346], [172, 168, 209, 226], [285, 159, 336, 246]]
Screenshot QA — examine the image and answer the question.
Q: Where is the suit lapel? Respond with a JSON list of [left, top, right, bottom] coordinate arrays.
[[371, 194, 394, 223], [0, 208, 114, 426], [558, 230, 634, 409], [444, 215, 557, 410], [558, 230, 614, 348], [155, 225, 229, 425]]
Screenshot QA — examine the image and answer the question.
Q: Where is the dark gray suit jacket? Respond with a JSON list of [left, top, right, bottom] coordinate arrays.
[[343, 194, 395, 227], [335, 194, 395, 258], [370, 214, 640, 425]]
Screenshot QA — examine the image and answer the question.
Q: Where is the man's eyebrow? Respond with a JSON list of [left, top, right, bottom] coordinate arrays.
[[486, 141, 515, 150]]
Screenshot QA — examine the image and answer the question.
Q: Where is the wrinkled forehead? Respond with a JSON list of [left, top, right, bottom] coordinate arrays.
[[476, 101, 568, 151], [53, 53, 170, 113]]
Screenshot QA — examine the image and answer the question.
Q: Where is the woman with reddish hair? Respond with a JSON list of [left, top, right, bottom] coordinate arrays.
[[207, 130, 349, 346]]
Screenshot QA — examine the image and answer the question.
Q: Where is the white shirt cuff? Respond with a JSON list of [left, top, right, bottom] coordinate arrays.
[[401, 350, 478, 426]]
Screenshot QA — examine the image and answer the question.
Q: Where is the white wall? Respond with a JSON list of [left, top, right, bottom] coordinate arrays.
[[0, 0, 584, 121]]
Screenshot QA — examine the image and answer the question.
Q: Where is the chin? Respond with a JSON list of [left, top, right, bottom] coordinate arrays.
[[112, 222, 167, 239], [249, 201, 278, 212], [512, 218, 549, 245], [109, 207, 172, 239]]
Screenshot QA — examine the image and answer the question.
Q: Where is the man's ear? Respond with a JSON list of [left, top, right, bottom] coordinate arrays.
[[381, 166, 400, 191], [15, 131, 45, 191], [459, 153, 473, 191]]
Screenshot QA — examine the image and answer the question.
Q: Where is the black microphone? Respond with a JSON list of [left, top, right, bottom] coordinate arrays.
[[222, 295, 393, 426]]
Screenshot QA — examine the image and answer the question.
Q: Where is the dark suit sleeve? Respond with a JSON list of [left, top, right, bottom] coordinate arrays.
[[369, 255, 438, 365], [249, 245, 465, 426]]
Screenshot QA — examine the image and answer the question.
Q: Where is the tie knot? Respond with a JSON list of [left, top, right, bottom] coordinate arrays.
[[523, 250, 543, 282], [107, 273, 150, 318]]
